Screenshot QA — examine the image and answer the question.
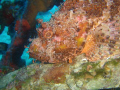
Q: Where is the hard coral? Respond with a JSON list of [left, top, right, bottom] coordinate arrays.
[[29, 0, 120, 63]]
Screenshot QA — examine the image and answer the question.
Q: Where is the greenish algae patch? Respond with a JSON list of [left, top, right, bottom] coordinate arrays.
[[72, 57, 120, 80], [106, 58, 120, 66], [94, 68, 106, 78], [12, 74, 17, 78], [27, 69, 36, 76], [34, 87, 43, 90], [22, 77, 32, 87], [14, 77, 32, 90], [71, 61, 111, 79], [71, 70, 90, 79], [84, 62, 99, 69], [71, 62, 99, 79]]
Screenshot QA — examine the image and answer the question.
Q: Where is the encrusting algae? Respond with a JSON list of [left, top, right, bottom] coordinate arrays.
[[29, 0, 120, 63]]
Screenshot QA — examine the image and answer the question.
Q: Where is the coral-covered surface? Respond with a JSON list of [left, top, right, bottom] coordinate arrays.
[[29, 0, 120, 63], [0, 55, 120, 90]]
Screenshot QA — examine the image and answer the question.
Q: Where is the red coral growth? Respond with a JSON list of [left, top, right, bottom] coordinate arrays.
[[15, 19, 31, 32], [43, 64, 69, 83], [13, 37, 23, 46]]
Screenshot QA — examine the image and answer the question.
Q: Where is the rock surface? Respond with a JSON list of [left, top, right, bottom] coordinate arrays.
[[0, 54, 120, 90]]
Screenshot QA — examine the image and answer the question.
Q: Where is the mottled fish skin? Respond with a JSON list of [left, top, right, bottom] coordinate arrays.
[[29, 0, 120, 63]]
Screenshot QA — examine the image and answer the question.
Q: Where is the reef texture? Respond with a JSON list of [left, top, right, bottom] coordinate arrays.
[[0, 54, 120, 90], [29, 0, 120, 63]]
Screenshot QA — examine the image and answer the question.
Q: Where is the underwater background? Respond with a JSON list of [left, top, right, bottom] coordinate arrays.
[[0, 0, 65, 66]]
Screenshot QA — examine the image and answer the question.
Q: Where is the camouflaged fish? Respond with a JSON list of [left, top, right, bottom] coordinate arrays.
[[29, 0, 120, 63]]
